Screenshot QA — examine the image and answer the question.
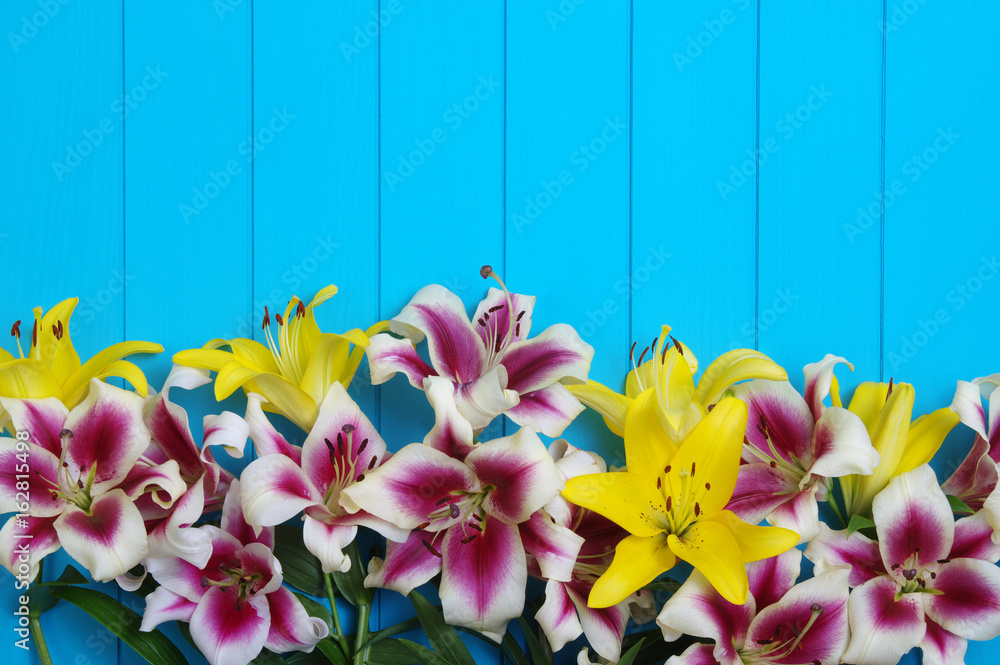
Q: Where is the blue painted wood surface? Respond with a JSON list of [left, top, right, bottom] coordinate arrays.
[[2, 1, 999, 663]]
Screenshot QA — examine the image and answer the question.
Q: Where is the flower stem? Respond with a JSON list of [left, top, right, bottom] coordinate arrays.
[[325, 573, 344, 637], [827, 490, 848, 528], [29, 614, 53, 665], [353, 600, 372, 665]]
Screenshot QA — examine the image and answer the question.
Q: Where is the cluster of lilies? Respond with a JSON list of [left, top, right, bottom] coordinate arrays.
[[2, 271, 999, 665]]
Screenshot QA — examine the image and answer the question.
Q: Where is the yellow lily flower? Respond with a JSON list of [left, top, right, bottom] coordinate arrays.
[[173, 285, 386, 431], [562, 394, 799, 608], [838, 380, 959, 519], [567, 325, 787, 444], [0, 297, 162, 427]]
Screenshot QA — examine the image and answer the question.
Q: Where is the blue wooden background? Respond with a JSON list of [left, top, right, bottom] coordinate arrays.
[[2, 1, 999, 663]]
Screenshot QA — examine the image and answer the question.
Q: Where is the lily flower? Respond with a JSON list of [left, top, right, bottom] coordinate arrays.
[[657, 549, 851, 665], [140, 480, 329, 665], [0, 379, 186, 582], [562, 396, 799, 608], [838, 380, 959, 519], [806, 464, 1000, 665], [173, 285, 380, 431], [726, 355, 879, 542], [0, 297, 162, 425], [342, 378, 565, 641], [567, 325, 786, 442], [238, 382, 408, 573], [365, 266, 594, 436], [941, 375, 1000, 511]]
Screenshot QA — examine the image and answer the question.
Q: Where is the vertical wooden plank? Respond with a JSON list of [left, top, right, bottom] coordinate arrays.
[[758, 2, 881, 394], [632, 0, 757, 383], [1, 2, 125, 663], [252, 0, 380, 633], [506, 2, 630, 465], [379, 0, 504, 653], [123, 1, 252, 662]]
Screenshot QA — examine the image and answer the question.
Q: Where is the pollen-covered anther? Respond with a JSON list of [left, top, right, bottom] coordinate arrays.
[[669, 335, 683, 355], [367, 456, 377, 470], [694, 502, 701, 517], [275, 312, 284, 326], [296, 301, 306, 318], [10, 320, 20, 338], [416, 522, 430, 530], [422, 539, 442, 558], [262, 306, 270, 329]]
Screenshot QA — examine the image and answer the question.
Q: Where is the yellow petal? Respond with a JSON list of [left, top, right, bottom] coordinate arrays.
[[562, 472, 666, 538], [589, 533, 676, 608], [847, 382, 891, 430], [280, 285, 340, 380], [61, 341, 163, 406], [299, 335, 351, 405], [0, 359, 63, 400], [209, 338, 280, 374], [668, 520, 748, 605], [655, 345, 696, 433], [850, 383, 915, 517], [665, 397, 748, 515], [624, 388, 677, 482], [0, 348, 14, 363], [693, 350, 787, 407], [244, 373, 318, 431], [702, 509, 799, 562], [896, 407, 960, 475], [36, 298, 82, 383], [566, 380, 631, 437], [63, 360, 151, 407]]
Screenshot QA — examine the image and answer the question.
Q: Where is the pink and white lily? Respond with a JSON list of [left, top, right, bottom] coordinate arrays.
[[141, 480, 328, 665], [529, 440, 648, 662], [942, 374, 1000, 512], [366, 267, 594, 436], [342, 377, 565, 641], [0, 379, 186, 582], [239, 382, 407, 574], [657, 548, 851, 665], [805, 464, 1000, 665], [726, 355, 879, 542]]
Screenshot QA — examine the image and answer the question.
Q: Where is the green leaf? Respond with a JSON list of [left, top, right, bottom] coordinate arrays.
[[500, 631, 531, 665], [27, 585, 60, 617], [617, 639, 646, 665], [286, 652, 335, 665], [251, 649, 289, 664], [274, 524, 327, 597], [292, 594, 350, 665], [516, 617, 550, 665], [331, 541, 372, 607], [846, 513, 877, 537], [367, 637, 420, 665], [363, 617, 423, 649], [641, 578, 682, 594], [399, 639, 452, 665], [408, 590, 476, 665], [34, 564, 89, 586], [51, 586, 187, 665], [947, 494, 975, 515]]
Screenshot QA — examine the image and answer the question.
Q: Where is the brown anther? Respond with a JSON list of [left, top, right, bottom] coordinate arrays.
[[275, 313, 284, 326], [488, 305, 504, 312], [694, 503, 701, 517], [50, 490, 59, 500], [367, 456, 377, 470], [32, 320, 37, 346], [666, 496, 672, 511], [656, 477, 661, 489], [478, 318, 486, 327], [770, 460, 778, 469], [670, 336, 682, 355], [472, 513, 483, 522], [358, 438, 369, 454], [10, 320, 20, 338], [324, 437, 337, 464], [57, 320, 63, 337], [937, 558, 952, 564], [469, 522, 483, 532], [629, 341, 638, 362], [930, 571, 937, 579], [460, 534, 478, 544], [296, 301, 306, 318], [483, 311, 490, 321], [422, 539, 442, 558], [515, 323, 520, 337], [480, 265, 493, 279], [435, 496, 450, 506], [691, 462, 696, 476], [651, 336, 659, 354], [262, 306, 270, 329], [51, 324, 59, 338], [356, 473, 365, 482], [416, 522, 431, 530], [636, 346, 650, 366], [886, 378, 894, 401], [336, 432, 345, 454], [664, 465, 671, 473], [516, 310, 525, 321], [705, 482, 711, 490], [891, 563, 901, 570]]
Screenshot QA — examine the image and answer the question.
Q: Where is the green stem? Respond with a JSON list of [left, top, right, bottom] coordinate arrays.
[[826, 487, 848, 528], [29, 560, 53, 665], [325, 574, 344, 638], [353, 600, 372, 665]]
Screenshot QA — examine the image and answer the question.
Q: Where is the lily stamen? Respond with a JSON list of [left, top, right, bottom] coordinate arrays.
[[10, 320, 25, 358]]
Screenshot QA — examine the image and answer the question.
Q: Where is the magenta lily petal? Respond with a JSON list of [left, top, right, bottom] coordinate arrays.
[[726, 462, 798, 526], [805, 523, 886, 587], [423, 376, 476, 461], [63, 379, 150, 492], [118, 459, 187, 510], [842, 575, 927, 665], [950, 512, 1000, 562], [365, 332, 438, 389], [520, 510, 584, 583], [766, 484, 819, 544], [472, 288, 535, 346], [240, 454, 326, 527], [146, 525, 242, 602], [144, 389, 206, 479], [744, 566, 850, 665], [264, 586, 329, 654], [747, 548, 801, 612], [809, 406, 879, 479], [951, 380, 988, 439], [54, 488, 148, 582], [245, 393, 302, 463], [669, 643, 721, 665], [942, 436, 996, 510], [452, 367, 519, 431], [140, 586, 198, 632], [919, 620, 968, 665], [499, 323, 593, 394], [440, 515, 526, 642], [0, 438, 65, 517], [365, 528, 443, 595], [465, 427, 564, 524], [0, 515, 60, 582], [0, 396, 68, 456], [733, 379, 814, 465], [189, 587, 271, 665], [147, 479, 214, 566], [567, 583, 630, 662], [341, 443, 480, 530], [536, 579, 583, 654], [303, 515, 357, 573], [506, 383, 587, 438], [391, 284, 487, 384], [222, 479, 273, 549], [924, 557, 1000, 641], [657, 570, 754, 665], [803, 355, 852, 421], [872, 464, 954, 576]]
